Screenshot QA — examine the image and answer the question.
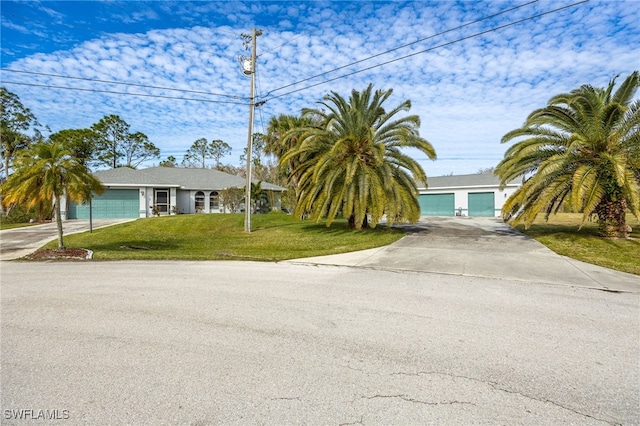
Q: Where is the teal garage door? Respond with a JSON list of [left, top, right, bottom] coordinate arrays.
[[419, 193, 455, 216], [468, 192, 495, 217], [68, 189, 139, 219]]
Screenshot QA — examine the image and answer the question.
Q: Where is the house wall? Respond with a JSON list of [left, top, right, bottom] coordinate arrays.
[[180, 190, 224, 214], [176, 190, 190, 214], [170, 188, 177, 214], [419, 184, 519, 217], [61, 185, 280, 220], [140, 187, 149, 218]]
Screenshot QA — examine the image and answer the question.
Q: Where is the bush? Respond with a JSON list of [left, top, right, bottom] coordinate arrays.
[[0, 204, 37, 224]]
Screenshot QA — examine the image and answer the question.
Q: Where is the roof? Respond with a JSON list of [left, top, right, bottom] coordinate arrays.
[[418, 173, 521, 189], [94, 167, 286, 191]]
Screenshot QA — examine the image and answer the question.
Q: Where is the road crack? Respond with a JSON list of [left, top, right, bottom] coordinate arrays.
[[339, 416, 364, 426], [356, 394, 474, 406], [389, 371, 620, 425], [488, 386, 621, 426], [270, 396, 301, 402]]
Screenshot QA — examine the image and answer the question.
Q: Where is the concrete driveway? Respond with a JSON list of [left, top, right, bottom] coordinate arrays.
[[0, 219, 134, 261], [288, 216, 639, 293]]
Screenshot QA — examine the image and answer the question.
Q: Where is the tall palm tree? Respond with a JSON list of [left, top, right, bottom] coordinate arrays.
[[496, 71, 640, 238], [282, 84, 436, 229], [265, 114, 315, 196], [0, 141, 104, 248]]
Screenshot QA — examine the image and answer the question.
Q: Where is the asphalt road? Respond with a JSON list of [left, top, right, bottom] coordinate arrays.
[[1, 217, 639, 424], [2, 260, 638, 425]]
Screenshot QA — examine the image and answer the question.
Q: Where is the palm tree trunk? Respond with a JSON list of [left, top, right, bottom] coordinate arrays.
[[1, 153, 9, 213], [289, 160, 301, 199], [54, 195, 65, 249], [4, 151, 10, 180], [348, 213, 369, 230], [596, 198, 629, 238]]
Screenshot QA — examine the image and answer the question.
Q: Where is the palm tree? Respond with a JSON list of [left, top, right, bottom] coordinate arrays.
[[250, 181, 270, 213], [282, 84, 436, 229], [265, 114, 315, 195], [0, 141, 104, 248], [496, 71, 640, 238]]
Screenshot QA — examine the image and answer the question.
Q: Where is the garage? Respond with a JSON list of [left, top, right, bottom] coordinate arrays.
[[468, 192, 495, 217], [419, 193, 455, 216], [68, 189, 139, 219]]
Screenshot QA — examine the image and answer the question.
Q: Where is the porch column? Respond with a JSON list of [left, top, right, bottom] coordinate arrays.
[[139, 187, 148, 218]]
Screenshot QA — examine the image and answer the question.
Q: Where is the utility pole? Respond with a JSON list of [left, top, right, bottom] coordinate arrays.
[[241, 28, 262, 233]]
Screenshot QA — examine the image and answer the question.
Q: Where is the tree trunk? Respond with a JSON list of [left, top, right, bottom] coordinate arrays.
[[348, 213, 356, 229], [4, 153, 9, 180], [1, 152, 9, 213], [596, 198, 629, 238], [348, 213, 369, 230], [54, 195, 65, 249]]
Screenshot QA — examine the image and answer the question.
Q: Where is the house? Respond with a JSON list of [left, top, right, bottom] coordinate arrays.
[[417, 173, 521, 217], [61, 167, 285, 220]]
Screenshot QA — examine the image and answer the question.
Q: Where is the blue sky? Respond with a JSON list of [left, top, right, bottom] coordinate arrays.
[[1, 0, 639, 176]]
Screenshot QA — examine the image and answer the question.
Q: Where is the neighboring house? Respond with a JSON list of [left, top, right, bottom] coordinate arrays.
[[61, 167, 285, 220], [417, 173, 521, 217]]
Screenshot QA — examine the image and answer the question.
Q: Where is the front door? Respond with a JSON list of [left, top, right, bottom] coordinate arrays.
[[154, 189, 169, 214]]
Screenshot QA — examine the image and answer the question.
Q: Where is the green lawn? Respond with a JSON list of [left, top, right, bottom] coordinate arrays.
[[515, 213, 640, 276], [0, 221, 37, 230], [43, 212, 405, 261]]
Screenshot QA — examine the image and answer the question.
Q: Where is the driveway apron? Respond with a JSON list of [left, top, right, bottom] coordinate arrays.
[[0, 219, 134, 261], [288, 217, 640, 293]]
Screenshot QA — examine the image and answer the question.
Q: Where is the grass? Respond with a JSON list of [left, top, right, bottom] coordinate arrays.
[[42, 212, 405, 261], [0, 221, 37, 230], [515, 213, 640, 276]]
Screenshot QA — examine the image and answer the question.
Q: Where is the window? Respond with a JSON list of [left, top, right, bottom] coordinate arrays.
[[210, 191, 219, 210], [195, 191, 205, 212], [154, 189, 169, 213]]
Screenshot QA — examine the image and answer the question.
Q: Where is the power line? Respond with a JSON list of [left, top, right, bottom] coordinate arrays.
[[254, 63, 268, 136], [0, 68, 247, 100], [262, 0, 589, 103], [259, 33, 308, 58], [262, 0, 540, 98], [1, 81, 248, 105]]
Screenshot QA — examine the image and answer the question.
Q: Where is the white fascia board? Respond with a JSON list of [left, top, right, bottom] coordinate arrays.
[[417, 183, 520, 191], [101, 183, 181, 188]]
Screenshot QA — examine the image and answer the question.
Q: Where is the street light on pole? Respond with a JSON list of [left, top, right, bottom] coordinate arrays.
[[240, 28, 262, 233]]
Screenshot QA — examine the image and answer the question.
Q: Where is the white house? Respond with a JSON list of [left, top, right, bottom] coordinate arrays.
[[61, 167, 285, 220], [417, 173, 521, 217]]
